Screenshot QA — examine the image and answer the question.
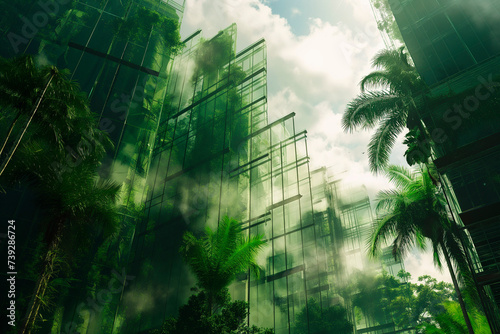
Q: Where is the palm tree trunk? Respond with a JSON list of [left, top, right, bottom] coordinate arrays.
[[18, 220, 63, 334], [0, 69, 57, 176], [0, 111, 21, 157], [440, 240, 475, 334]]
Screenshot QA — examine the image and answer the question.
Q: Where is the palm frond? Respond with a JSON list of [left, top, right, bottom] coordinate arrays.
[[392, 218, 424, 258], [383, 165, 416, 191], [180, 216, 266, 298], [224, 235, 265, 276], [370, 212, 398, 257], [375, 189, 403, 213], [342, 91, 400, 132], [180, 231, 210, 284], [360, 71, 392, 92], [432, 240, 443, 269], [368, 114, 406, 173], [214, 216, 241, 263]]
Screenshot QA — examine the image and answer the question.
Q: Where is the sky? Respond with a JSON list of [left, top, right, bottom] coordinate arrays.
[[178, 0, 452, 284]]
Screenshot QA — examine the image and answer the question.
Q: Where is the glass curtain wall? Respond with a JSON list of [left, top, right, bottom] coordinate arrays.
[[0, 1, 185, 333], [325, 172, 411, 334], [388, 0, 500, 327], [389, 0, 500, 86], [124, 25, 357, 334]]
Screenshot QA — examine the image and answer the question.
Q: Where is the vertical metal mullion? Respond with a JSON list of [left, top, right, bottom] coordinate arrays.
[[247, 93, 254, 327], [302, 131, 314, 334], [269, 126, 276, 332], [281, 140, 292, 334], [292, 119, 305, 328]]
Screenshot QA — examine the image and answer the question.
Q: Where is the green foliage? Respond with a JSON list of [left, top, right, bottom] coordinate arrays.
[[403, 127, 431, 165], [192, 32, 235, 81], [149, 289, 273, 334], [351, 271, 386, 324], [184, 63, 247, 177], [0, 55, 112, 181], [346, 269, 466, 330], [417, 301, 492, 334], [371, 164, 468, 271], [180, 216, 266, 313], [112, 6, 183, 53], [293, 299, 353, 334], [413, 276, 456, 323], [371, 165, 441, 258], [222, 65, 247, 87], [0, 55, 120, 332], [342, 47, 426, 173], [370, 164, 483, 332], [372, 0, 404, 43]]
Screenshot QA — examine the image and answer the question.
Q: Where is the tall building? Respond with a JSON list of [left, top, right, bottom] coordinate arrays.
[[310, 168, 413, 334], [119, 23, 353, 333], [388, 0, 500, 330], [0, 1, 185, 333], [118, 22, 407, 333], [389, 0, 500, 86]]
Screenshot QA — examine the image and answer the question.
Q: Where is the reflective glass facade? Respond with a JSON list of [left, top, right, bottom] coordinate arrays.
[[0, 1, 185, 333], [389, 0, 500, 86], [389, 0, 500, 330], [123, 24, 341, 333], [122, 25, 406, 333]]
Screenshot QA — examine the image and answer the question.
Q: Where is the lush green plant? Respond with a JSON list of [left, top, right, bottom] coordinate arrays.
[[180, 216, 265, 315], [372, 0, 404, 43], [15, 127, 120, 334], [370, 164, 479, 333], [293, 299, 353, 334], [191, 32, 235, 82], [403, 126, 431, 165], [0, 56, 109, 176], [346, 269, 469, 331], [112, 6, 183, 53], [0, 56, 120, 333], [417, 300, 492, 334], [342, 47, 426, 173], [149, 289, 273, 334]]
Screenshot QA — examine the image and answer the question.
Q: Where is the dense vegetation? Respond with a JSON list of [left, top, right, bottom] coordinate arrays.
[[0, 55, 120, 333], [348, 269, 490, 333], [150, 216, 272, 334]]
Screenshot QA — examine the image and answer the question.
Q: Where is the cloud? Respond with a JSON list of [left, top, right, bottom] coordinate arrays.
[[291, 7, 300, 17], [405, 246, 452, 284]]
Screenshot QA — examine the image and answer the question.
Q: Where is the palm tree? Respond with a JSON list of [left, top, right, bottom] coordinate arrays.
[[342, 47, 426, 173], [0, 55, 107, 176], [17, 151, 120, 334], [370, 165, 476, 334], [0, 56, 46, 158], [180, 216, 266, 315], [0, 56, 119, 333]]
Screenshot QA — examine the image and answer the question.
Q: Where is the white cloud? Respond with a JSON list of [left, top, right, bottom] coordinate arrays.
[[404, 246, 453, 284]]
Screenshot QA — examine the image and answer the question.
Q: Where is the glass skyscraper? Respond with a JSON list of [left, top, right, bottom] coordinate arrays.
[[1, 0, 185, 332], [389, 0, 500, 86], [388, 0, 500, 330], [123, 23, 343, 333], [115, 23, 406, 334]]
